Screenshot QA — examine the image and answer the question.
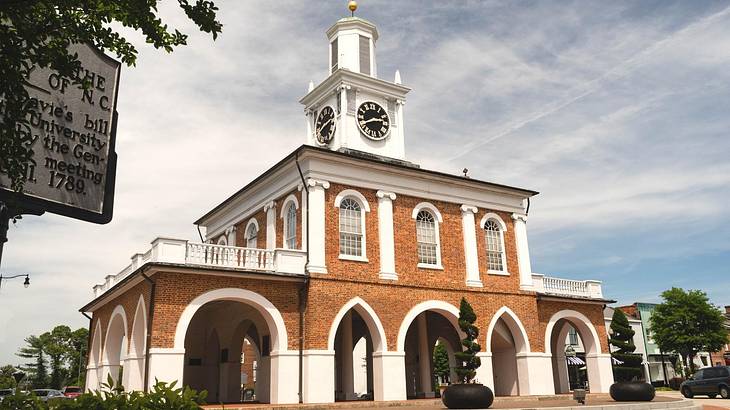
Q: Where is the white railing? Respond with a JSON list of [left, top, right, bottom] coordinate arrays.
[[186, 242, 274, 271], [93, 238, 306, 298], [531, 273, 603, 299]]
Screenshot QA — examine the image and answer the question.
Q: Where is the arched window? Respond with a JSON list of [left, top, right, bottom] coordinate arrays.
[[416, 210, 438, 265], [246, 221, 258, 249], [339, 198, 363, 257], [285, 203, 297, 249], [484, 219, 505, 272]]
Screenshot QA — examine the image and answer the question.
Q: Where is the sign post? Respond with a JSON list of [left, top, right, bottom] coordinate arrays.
[[0, 44, 121, 266]]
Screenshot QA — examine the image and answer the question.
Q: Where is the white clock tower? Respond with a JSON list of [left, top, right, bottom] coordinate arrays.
[[300, 11, 411, 161]]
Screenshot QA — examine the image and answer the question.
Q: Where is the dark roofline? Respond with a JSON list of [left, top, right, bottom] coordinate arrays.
[[194, 145, 539, 226]]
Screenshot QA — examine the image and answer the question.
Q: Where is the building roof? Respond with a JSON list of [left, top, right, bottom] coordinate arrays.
[[194, 144, 539, 226]]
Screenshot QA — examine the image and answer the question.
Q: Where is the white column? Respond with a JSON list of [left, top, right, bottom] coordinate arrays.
[[302, 350, 335, 403], [376, 190, 397, 280], [516, 353, 556, 395], [99, 362, 121, 386], [585, 353, 614, 393], [305, 109, 314, 145], [417, 313, 434, 397], [122, 356, 145, 391], [512, 213, 533, 290], [373, 352, 407, 401], [341, 311, 356, 400], [552, 352, 570, 393], [299, 184, 308, 251], [146, 348, 185, 391], [306, 179, 329, 273], [270, 350, 300, 404], [475, 352, 494, 390], [85, 365, 100, 392], [264, 201, 277, 249], [339, 86, 349, 147], [461, 205, 482, 287], [256, 356, 271, 403]]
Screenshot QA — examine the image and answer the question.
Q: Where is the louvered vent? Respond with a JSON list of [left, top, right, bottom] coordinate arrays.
[[359, 35, 370, 75], [331, 39, 338, 73]]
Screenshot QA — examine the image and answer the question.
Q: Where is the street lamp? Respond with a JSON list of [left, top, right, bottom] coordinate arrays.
[[0, 273, 31, 291]]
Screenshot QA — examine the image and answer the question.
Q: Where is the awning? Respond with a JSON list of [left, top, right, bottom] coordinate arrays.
[[612, 357, 624, 365], [567, 356, 586, 366]]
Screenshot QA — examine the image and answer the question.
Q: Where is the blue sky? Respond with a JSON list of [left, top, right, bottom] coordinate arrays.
[[1, 1, 728, 365]]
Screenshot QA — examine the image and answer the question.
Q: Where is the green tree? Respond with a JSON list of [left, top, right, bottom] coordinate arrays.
[[609, 308, 643, 381], [454, 298, 481, 384], [65, 327, 89, 387], [0, 365, 18, 389], [649, 288, 728, 374], [17, 335, 48, 389], [41, 325, 73, 389], [0, 0, 222, 191], [433, 341, 450, 385]]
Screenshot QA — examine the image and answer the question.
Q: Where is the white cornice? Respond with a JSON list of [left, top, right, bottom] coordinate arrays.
[[300, 69, 410, 108]]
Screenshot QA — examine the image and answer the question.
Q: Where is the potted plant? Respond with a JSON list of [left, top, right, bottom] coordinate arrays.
[[608, 309, 655, 401], [442, 298, 494, 409]]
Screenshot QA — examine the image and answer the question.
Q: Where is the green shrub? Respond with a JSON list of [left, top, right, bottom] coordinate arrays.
[[454, 298, 481, 384], [0, 375, 208, 410]]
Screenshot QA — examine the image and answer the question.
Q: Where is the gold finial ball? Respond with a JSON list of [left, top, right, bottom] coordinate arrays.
[[348, 0, 358, 13]]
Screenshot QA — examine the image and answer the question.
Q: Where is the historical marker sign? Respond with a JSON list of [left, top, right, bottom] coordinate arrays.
[[0, 43, 120, 224]]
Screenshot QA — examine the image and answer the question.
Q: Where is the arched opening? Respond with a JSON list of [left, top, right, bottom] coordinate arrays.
[[486, 307, 530, 396], [333, 310, 375, 401], [182, 300, 273, 404], [545, 310, 603, 394], [398, 302, 462, 399], [240, 335, 260, 402], [126, 296, 147, 391], [103, 307, 128, 388], [86, 321, 103, 392]]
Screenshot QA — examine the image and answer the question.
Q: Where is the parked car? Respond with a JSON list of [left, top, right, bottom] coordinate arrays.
[[62, 386, 82, 398], [680, 366, 730, 399], [31, 389, 66, 402]]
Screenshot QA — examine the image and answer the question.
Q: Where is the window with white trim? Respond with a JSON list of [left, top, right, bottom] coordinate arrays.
[[484, 219, 505, 271], [416, 210, 438, 265], [285, 203, 297, 249], [246, 222, 258, 248], [339, 198, 363, 257]]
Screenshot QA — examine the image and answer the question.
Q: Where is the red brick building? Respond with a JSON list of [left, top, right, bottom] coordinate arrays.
[[81, 14, 615, 405]]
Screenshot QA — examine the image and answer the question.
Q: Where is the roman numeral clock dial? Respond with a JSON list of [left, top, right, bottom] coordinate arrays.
[[357, 102, 390, 140], [315, 106, 336, 145]]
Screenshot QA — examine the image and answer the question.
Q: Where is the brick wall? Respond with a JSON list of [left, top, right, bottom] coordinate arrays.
[[149, 271, 302, 350]]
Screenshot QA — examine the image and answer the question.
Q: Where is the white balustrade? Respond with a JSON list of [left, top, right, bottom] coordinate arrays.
[[92, 238, 306, 298], [532, 273, 603, 299]]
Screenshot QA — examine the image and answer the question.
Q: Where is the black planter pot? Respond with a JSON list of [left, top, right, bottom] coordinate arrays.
[[610, 382, 656, 401], [442, 383, 494, 409]]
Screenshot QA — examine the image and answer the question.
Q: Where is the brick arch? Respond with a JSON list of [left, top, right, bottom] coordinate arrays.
[[103, 304, 128, 364], [396, 300, 463, 352], [173, 287, 288, 352], [327, 296, 387, 352], [485, 306, 530, 353], [544, 309, 601, 354]]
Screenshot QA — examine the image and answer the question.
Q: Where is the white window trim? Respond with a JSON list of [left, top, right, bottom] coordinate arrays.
[[480, 212, 508, 275], [244, 218, 260, 248], [216, 236, 228, 246], [280, 194, 300, 249], [334, 190, 369, 261], [412, 202, 443, 269]]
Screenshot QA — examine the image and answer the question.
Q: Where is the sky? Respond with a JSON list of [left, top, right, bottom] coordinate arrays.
[[1, 0, 729, 366]]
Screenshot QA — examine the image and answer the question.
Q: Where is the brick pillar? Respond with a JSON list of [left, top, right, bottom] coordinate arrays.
[[376, 190, 397, 280], [341, 311, 356, 400], [417, 313, 434, 397], [461, 205, 482, 287], [306, 179, 329, 274]]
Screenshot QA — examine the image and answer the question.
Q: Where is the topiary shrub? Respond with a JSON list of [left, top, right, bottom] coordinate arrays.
[[609, 309, 643, 382]]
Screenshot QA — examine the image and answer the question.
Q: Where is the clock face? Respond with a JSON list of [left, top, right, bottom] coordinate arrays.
[[357, 102, 390, 140], [315, 106, 336, 145]]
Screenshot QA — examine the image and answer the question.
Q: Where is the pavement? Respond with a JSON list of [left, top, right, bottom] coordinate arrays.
[[656, 391, 730, 410]]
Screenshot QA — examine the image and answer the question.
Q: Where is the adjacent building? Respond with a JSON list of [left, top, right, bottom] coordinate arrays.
[[81, 13, 616, 404]]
